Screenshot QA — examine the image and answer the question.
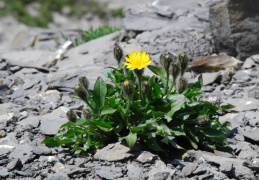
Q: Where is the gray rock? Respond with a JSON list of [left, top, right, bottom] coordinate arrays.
[[52, 162, 65, 173], [136, 151, 158, 163], [47, 172, 70, 180], [243, 57, 256, 69], [32, 145, 52, 155], [17, 116, 40, 128], [244, 111, 259, 127], [214, 150, 235, 158], [192, 165, 206, 175], [39, 106, 68, 135], [94, 142, 133, 161], [6, 158, 21, 171], [8, 144, 35, 164], [96, 166, 123, 180], [247, 88, 259, 99], [181, 163, 198, 177], [127, 161, 144, 180], [0, 167, 9, 178], [242, 128, 259, 143], [221, 98, 259, 112], [148, 160, 176, 180], [220, 162, 234, 177], [209, 0, 259, 60]]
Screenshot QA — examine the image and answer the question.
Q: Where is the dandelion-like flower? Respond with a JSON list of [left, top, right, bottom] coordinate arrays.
[[124, 51, 151, 70]]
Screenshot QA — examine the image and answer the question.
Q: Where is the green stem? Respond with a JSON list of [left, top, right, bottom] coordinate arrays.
[[84, 100, 96, 114], [138, 77, 142, 101], [166, 77, 176, 97], [124, 98, 131, 129], [165, 72, 169, 95]]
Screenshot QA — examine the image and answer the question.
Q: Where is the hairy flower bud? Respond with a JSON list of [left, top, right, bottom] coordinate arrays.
[[176, 77, 188, 93], [121, 80, 134, 98], [66, 110, 77, 123], [196, 115, 209, 125], [82, 108, 92, 122], [74, 84, 88, 100], [160, 52, 177, 73], [178, 53, 189, 75], [79, 76, 89, 91], [169, 60, 180, 79], [141, 81, 150, 95], [113, 44, 123, 63]]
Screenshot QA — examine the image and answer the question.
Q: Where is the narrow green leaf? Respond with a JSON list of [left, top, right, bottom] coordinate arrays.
[[131, 124, 146, 133], [220, 104, 235, 110], [92, 77, 107, 110], [148, 65, 167, 79], [101, 106, 116, 116], [165, 95, 186, 122]]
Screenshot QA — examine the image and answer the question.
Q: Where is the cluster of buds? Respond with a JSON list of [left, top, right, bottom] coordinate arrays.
[[196, 115, 209, 125], [176, 76, 188, 93], [74, 76, 90, 101], [160, 52, 177, 74]]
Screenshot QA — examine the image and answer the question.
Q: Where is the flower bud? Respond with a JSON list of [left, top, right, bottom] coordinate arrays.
[[121, 80, 134, 98], [66, 110, 77, 123], [178, 53, 189, 75], [160, 52, 177, 73], [176, 77, 188, 93], [113, 44, 123, 63], [196, 115, 209, 125], [169, 60, 180, 79], [74, 84, 88, 100], [82, 108, 92, 122], [79, 76, 89, 91], [141, 81, 150, 95]]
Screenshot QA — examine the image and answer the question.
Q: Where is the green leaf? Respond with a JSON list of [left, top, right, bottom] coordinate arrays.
[[165, 95, 186, 122], [41, 137, 71, 148], [131, 124, 146, 133], [144, 137, 165, 152], [101, 106, 116, 116], [104, 70, 116, 82], [220, 104, 235, 110], [120, 132, 137, 148], [92, 77, 107, 110], [148, 65, 167, 79]]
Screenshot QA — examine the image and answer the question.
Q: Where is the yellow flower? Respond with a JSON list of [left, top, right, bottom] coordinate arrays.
[[124, 51, 151, 70]]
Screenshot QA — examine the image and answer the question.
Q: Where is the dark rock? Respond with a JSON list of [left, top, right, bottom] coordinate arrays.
[[199, 173, 214, 180], [127, 161, 144, 179], [95, 166, 123, 180], [209, 0, 259, 60], [6, 158, 21, 171]]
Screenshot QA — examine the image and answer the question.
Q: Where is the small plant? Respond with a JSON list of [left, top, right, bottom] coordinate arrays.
[[42, 45, 234, 157], [61, 26, 121, 47]]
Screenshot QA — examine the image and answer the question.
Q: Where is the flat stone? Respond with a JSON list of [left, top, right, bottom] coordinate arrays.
[[214, 150, 235, 158], [127, 161, 144, 180], [0, 167, 9, 178], [221, 98, 259, 112], [96, 166, 123, 179], [39, 106, 68, 135], [244, 111, 259, 127], [136, 151, 158, 163], [8, 144, 35, 164], [247, 88, 259, 99], [47, 172, 70, 180], [17, 116, 40, 128], [181, 163, 198, 177], [94, 142, 133, 161], [243, 57, 256, 69], [242, 128, 259, 143], [2, 50, 55, 70], [6, 158, 21, 171], [32, 145, 52, 155], [52, 162, 65, 173]]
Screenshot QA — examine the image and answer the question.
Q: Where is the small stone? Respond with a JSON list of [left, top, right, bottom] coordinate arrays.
[[0, 167, 9, 178], [32, 146, 52, 155], [52, 162, 65, 173], [242, 128, 259, 143], [220, 162, 234, 176], [94, 142, 133, 161], [96, 166, 123, 179], [192, 165, 206, 175], [6, 158, 21, 171], [127, 161, 144, 179], [243, 57, 256, 69], [47, 172, 70, 180], [8, 144, 35, 164], [214, 150, 235, 158], [181, 163, 198, 177], [136, 151, 158, 163]]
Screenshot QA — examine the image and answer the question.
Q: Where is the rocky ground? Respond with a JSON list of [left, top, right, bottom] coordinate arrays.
[[0, 0, 259, 179]]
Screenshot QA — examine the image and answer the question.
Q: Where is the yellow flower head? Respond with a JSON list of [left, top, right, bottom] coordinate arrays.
[[124, 51, 151, 70]]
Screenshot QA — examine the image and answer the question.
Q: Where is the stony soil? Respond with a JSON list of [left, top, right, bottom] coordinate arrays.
[[0, 0, 259, 179]]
